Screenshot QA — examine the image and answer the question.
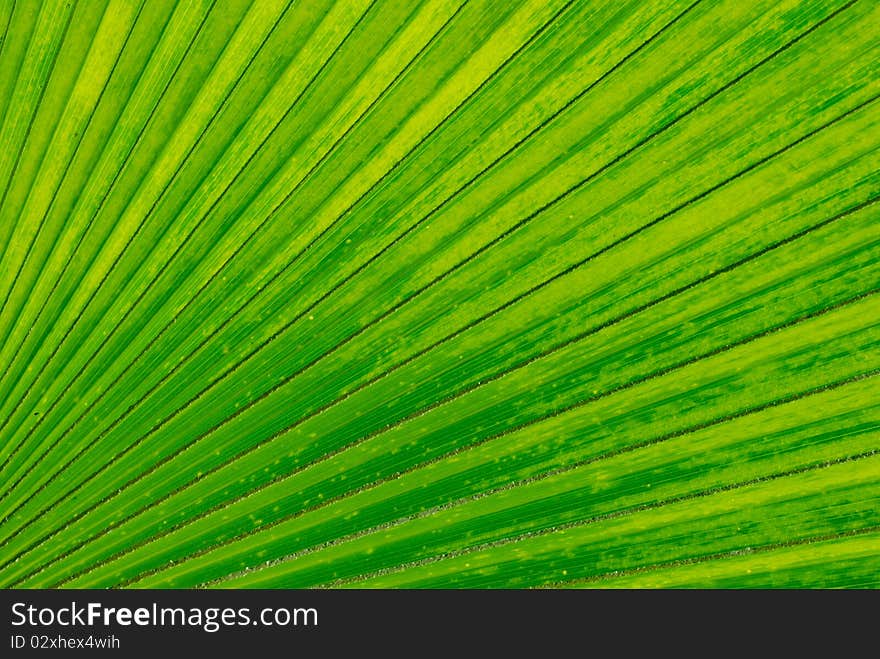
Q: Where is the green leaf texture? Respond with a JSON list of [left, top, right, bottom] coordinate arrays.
[[0, 0, 878, 589]]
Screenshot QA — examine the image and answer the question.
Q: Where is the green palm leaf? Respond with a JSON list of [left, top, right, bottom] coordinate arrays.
[[0, 0, 877, 589]]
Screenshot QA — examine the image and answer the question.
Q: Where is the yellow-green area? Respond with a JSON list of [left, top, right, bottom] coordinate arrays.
[[0, 0, 877, 588]]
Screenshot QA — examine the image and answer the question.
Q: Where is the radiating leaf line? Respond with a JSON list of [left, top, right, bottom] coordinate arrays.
[[0, 2, 20, 120], [0, 0, 117, 300], [0, 0, 450, 482], [3, 67, 872, 556], [0, 1, 16, 56], [117, 286, 880, 584], [1, 71, 855, 550], [0, 1, 146, 322], [0, 0, 278, 418], [246, 451, 880, 588], [0, 0, 710, 526], [131, 382, 872, 588], [4, 278, 875, 579], [10, 72, 872, 537], [1, 0, 876, 589], [0, 0, 633, 488], [0, 0, 220, 443], [32, 190, 880, 588], [0, 2, 186, 382], [0, 3, 40, 134], [0, 0, 301, 422], [0, 0, 211, 375], [0, 0, 101, 269], [0, 0, 467, 486], [0, 0, 337, 473], [542, 526, 880, 588], [0, 0, 148, 324], [0, 0, 76, 255], [0, 0, 784, 506], [0, 0, 69, 220], [91, 370, 878, 590]]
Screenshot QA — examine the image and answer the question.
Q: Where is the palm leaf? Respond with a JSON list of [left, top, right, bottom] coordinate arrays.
[[0, 0, 877, 589]]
